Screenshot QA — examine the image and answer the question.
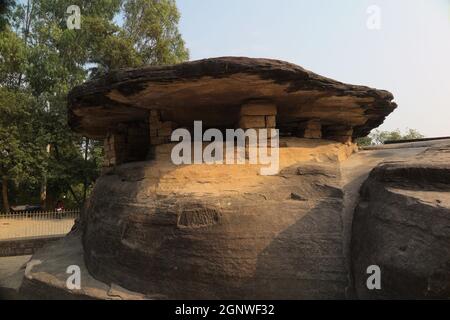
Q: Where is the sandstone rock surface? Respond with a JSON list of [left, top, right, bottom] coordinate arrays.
[[351, 144, 450, 299], [82, 139, 356, 299], [68, 57, 396, 139]]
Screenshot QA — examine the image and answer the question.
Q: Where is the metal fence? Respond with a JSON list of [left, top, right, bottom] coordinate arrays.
[[0, 210, 80, 240]]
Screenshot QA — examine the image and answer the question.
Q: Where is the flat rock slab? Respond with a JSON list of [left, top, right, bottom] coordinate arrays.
[[0, 255, 31, 299], [18, 232, 153, 300], [0, 255, 30, 280], [68, 57, 396, 139]]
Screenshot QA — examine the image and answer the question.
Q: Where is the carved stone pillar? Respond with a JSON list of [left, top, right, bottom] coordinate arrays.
[[149, 109, 178, 145], [103, 131, 126, 167], [324, 126, 353, 143], [239, 101, 277, 129], [296, 119, 322, 139]]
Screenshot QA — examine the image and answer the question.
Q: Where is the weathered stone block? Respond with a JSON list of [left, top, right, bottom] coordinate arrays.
[[149, 128, 157, 137], [296, 119, 322, 139], [152, 121, 162, 129], [265, 116, 276, 128], [150, 109, 160, 117], [303, 130, 322, 139], [239, 115, 266, 128]]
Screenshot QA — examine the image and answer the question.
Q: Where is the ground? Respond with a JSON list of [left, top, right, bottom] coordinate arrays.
[[0, 217, 76, 240], [0, 255, 31, 299], [0, 255, 30, 280]]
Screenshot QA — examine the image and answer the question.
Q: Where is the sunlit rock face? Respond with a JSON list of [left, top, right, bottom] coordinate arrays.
[[82, 139, 356, 299]]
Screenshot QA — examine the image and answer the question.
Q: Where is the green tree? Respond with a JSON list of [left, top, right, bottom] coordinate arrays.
[[0, 0, 14, 31], [356, 128, 425, 146], [123, 0, 189, 65], [1, 0, 189, 211], [0, 26, 47, 212], [355, 136, 372, 147], [0, 87, 48, 212], [400, 128, 425, 140]]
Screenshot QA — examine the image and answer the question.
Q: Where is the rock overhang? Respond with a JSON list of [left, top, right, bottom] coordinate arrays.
[[67, 56, 397, 139]]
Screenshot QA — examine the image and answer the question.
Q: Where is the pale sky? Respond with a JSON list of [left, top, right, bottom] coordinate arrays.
[[177, 0, 450, 137]]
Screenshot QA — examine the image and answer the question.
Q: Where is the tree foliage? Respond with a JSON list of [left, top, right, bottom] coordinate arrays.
[[356, 129, 425, 146], [0, 0, 189, 211], [0, 0, 14, 31], [123, 0, 189, 65]]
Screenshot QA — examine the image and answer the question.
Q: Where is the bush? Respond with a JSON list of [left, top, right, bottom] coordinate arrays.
[[356, 128, 425, 146]]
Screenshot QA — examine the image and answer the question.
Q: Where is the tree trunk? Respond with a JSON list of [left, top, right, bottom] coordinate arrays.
[[40, 144, 51, 209], [40, 175, 47, 209], [83, 138, 89, 203], [2, 177, 10, 213]]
